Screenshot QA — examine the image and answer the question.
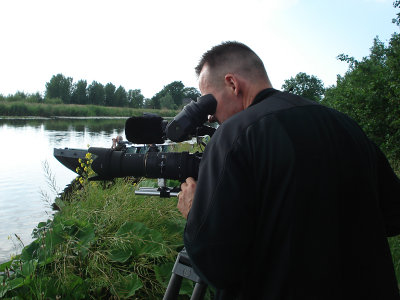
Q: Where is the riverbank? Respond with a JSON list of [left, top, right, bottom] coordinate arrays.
[[0, 101, 178, 118], [0, 176, 214, 299], [0, 142, 214, 299]]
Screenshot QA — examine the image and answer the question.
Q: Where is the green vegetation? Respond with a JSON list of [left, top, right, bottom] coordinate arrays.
[[0, 149, 213, 299], [0, 101, 178, 118], [0, 76, 200, 116], [390, 235, 400, 285], [281, 72, 325, 102]]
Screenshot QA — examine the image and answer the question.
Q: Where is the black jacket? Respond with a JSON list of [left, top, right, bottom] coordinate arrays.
[[184, 89, 400, 299]]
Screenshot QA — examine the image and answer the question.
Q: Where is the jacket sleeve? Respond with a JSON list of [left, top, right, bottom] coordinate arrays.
[[375, 143, 400, 237]]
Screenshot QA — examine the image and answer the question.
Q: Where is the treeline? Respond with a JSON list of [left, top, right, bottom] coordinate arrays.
[[0, 77, 201, 110]]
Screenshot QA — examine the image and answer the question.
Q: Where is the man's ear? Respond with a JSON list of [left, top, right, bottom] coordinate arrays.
[[224, 74, 240, 96]]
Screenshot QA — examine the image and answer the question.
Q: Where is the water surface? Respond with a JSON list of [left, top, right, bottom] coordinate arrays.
[[0, 118, 126, 262]]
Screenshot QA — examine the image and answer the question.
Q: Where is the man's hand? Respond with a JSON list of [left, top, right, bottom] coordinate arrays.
[[177, 177, 197, 219]]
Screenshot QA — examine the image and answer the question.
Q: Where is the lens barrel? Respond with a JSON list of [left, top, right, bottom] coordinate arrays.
[[89, 147, 201, 181]]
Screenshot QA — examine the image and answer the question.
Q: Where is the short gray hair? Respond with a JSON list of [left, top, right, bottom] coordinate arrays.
[[195, 41, 268, 81]]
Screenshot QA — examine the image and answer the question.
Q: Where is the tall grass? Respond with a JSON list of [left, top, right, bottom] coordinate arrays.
[[0, 101, 178, 118]]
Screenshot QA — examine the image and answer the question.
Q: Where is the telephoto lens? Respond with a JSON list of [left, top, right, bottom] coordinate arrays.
[[88, 147, 201, 181]]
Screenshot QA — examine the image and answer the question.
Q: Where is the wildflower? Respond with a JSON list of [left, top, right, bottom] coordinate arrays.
[[84, 167, 88, 172], [78, 158, 82, 163]]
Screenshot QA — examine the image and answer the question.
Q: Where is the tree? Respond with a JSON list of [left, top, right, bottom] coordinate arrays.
[[88, 81, 105, 105], [114, 86, 128, 107], [143, 98, 154, 109], [45, 74, 73, 104], [322, 36, 400, 161], [71, 80, 88, 105], [159, 93, 176, 109], [393, 0, 400, 26], [150, 94, 161, 109], [128, 89, 144, 108], [183, 87, 201, 101], [104, 83, 116, 107], [152, 81, 185, 108], [281, 72, 325, 102]]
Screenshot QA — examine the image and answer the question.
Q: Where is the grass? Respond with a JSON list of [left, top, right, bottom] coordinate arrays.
[[0, 101, 178, 118], [0, 177, 203, 299], [0, 144, 213, 299]]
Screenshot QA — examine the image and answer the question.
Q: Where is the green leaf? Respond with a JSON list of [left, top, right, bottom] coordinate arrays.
[[21, 260, 37, 277], [76, 224, 95, 245], [75, 223, 96, 257], [7, 277, 25, 290], [37, 222, 48, 229], [20, 240, 40, 261], [109, 248, 133, 263], [116, 221, 166, 257], [0, 260, 13, 272], [113, 273, 143, 298], [179, 278, 195, 296], [154, 262, 173, 287], [0, 286, 9, 298], [44, 226, 65, 248]]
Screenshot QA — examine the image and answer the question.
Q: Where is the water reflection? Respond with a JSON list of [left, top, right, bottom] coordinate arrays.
[[0, 118, 126, 262]]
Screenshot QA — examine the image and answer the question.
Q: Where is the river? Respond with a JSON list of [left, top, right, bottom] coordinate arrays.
[[0, 117, 127, 262]]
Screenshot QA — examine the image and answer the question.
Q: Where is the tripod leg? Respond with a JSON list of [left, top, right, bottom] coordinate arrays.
[[190, 282, 207, 300], [162, 273, 183, 300]]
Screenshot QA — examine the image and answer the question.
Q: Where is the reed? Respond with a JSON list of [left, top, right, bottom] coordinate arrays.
[[0, 101, 178, 118]]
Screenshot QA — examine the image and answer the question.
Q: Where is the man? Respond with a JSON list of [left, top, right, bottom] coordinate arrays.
[[177, 41, 400, 299]]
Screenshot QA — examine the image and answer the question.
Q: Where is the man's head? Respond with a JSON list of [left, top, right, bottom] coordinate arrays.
[[195, 41, 272, 124]]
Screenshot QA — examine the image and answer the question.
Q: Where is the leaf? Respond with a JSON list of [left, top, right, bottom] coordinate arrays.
[[153, 262, 193, 296], [109, 248, 133, 263], [7, 277, 25, 290], [44, 226, 65, 248], [75, 224, 96, 257], [20, 240, 40, 261], [0, 278, 9, 297], [0, 260, 13, 272], [154, 262, 174, 287], [113, 273, 143, 299], [21, 260, 37, 277], [37, 222, 48, 229], [76, 224, 95, 245], [116, 222, 166, 258]]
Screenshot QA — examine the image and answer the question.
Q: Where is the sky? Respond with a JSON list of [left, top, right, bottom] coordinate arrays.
[[0, 0, 398, 99]]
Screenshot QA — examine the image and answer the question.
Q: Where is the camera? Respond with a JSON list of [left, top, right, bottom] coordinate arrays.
[[89, 94, 217, 196], [53, 94, 218, 197]]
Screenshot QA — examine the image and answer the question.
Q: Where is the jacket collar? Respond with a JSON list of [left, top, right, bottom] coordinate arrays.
[[249, 88, 279, 107]]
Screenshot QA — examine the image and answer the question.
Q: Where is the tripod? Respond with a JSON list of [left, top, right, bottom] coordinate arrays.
[[163, 248, 208, 300]]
